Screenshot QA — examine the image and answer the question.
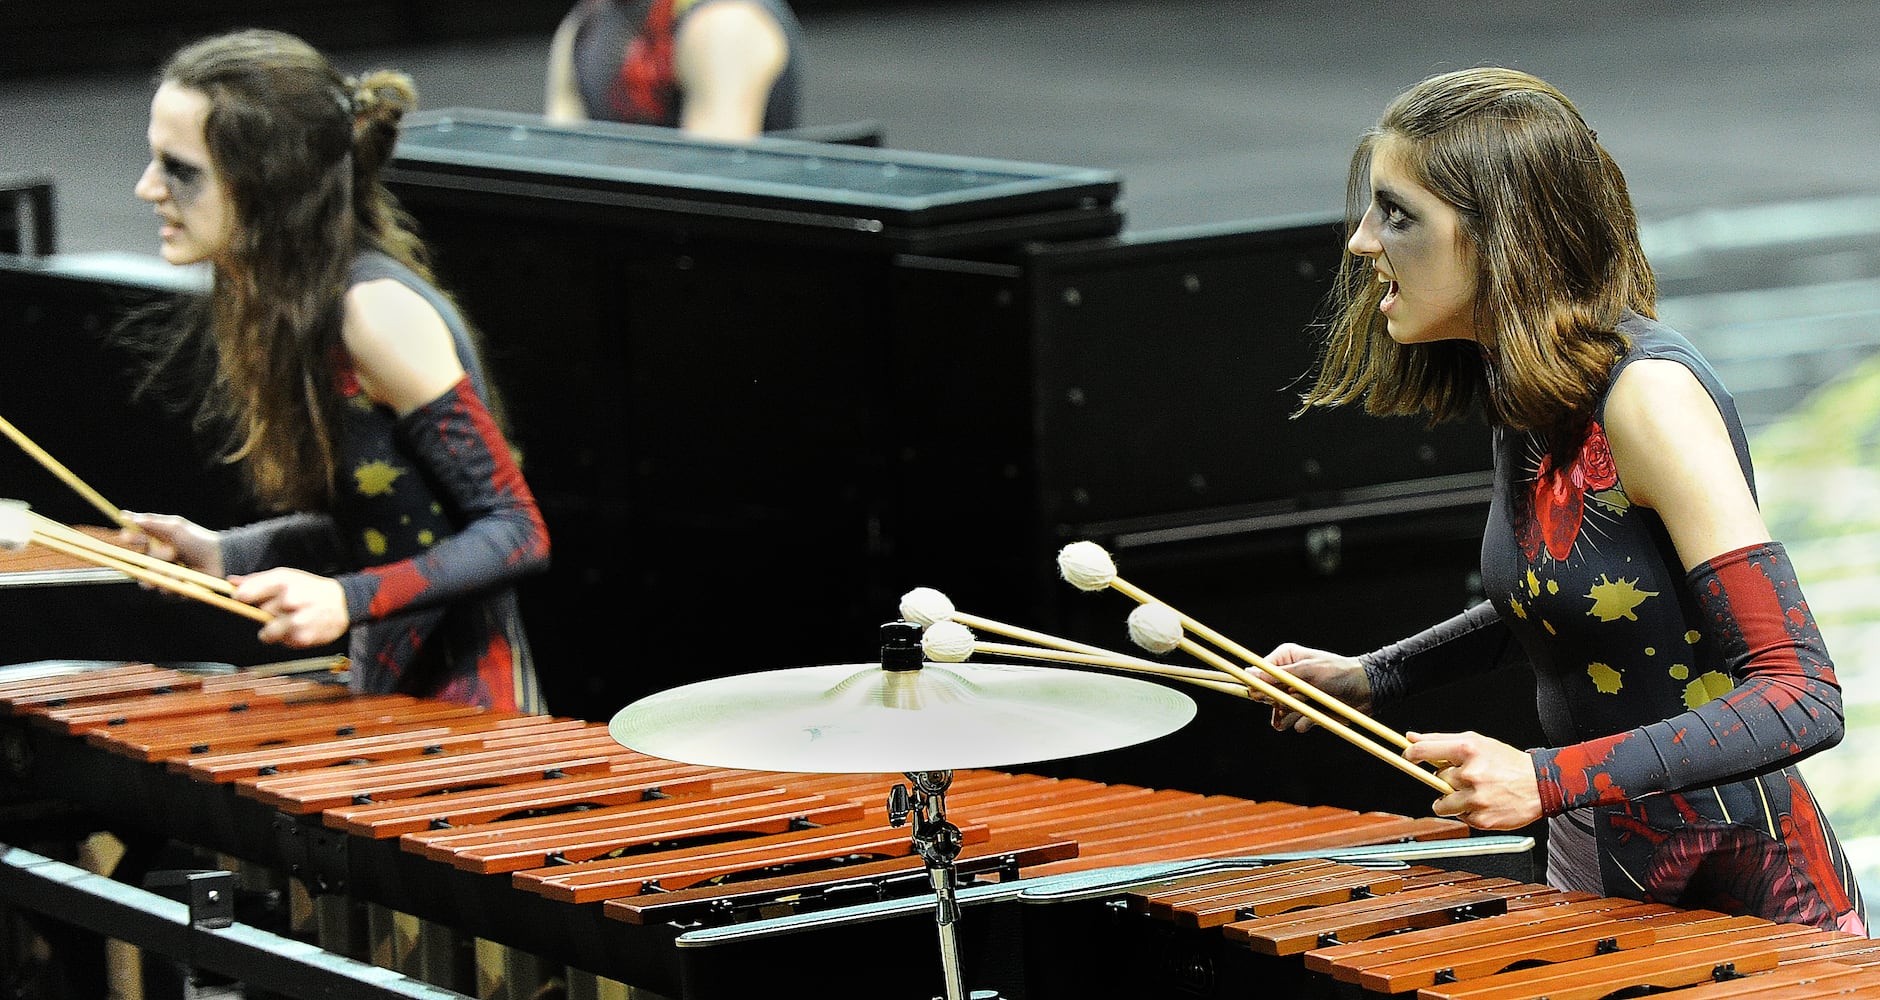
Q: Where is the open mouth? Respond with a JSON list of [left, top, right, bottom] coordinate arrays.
[[1380, 279, 1399, 309]]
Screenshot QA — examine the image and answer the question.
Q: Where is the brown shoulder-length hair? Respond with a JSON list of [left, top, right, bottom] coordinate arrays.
[[1301, 67, 1656, 445], [139, 28, 478, 512]]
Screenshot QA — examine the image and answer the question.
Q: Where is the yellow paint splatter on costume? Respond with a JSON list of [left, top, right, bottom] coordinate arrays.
[[355, 460, 403, 497], [1684, 671, 1734, 709], [1508, 598, 1528, 620], [1586, 575, 1657, 622], [1684, 630, 1702, 645], [1590, 488, 1629, 513], [1669, 663, 1689, 681], [417, 530, 435, 546], [1588, 662, 1623, 694], [1547, 579, 1559, 595], [363, 527, 388, 557], [1527, 569, 1541, 597], [1544, 620, 1557, 635]]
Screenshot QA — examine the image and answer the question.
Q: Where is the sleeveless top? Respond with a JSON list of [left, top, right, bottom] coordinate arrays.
[[220, 252, 548, 712], [1477, 311, 1863, 931], [570, 0, 805, 131]]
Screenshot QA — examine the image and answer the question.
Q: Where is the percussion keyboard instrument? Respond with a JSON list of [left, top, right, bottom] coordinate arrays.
[[8, 544, 1857, 1000], [1008, 857, 1880, 999], [0, 658, 1475, 999]]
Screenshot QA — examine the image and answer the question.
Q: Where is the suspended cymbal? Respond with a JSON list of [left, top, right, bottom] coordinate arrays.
[[609, 659, 1197, 773]]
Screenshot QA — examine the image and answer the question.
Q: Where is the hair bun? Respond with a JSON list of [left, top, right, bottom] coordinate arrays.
[[350, 69, 417, 123]]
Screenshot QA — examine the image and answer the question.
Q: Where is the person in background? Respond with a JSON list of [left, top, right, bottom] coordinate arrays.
[[1263, 66, 1865, 933], [121, 27, 549, 713], [545, 0, 806, 139]]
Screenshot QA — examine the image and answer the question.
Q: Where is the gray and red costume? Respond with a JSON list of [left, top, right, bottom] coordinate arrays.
[[219, 252, 548, 712], [564, 0, 805, 131], [1363, 312, 1864, 933]]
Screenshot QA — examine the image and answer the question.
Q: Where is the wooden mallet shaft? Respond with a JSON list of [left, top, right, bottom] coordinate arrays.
[[26, 511, 233, 595], [970, 640, 1254, 699], [1105, 574, 1415, 752], [27, 530, 269, 624], [949, 608, 1272, 702], [0, 413, 132, 529], [1168, 632, 1453, 794]]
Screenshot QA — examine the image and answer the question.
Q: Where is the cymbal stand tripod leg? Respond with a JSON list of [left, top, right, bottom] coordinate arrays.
[[892, 769, 997, 1000]]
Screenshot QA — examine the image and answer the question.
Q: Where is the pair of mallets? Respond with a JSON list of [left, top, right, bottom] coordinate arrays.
[[902, 540, 1451, 794], [0, 412, 270, 623]]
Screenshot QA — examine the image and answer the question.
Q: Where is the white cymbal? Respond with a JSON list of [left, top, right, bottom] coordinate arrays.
[[609, 659, 1197, 773]]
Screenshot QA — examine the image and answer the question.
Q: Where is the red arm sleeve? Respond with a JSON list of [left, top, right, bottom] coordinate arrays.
[[335, 376, 549, 621], [1532, 541, 1842, 813]]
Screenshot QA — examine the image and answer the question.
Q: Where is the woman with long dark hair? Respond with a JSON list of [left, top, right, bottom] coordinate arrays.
[[123, 28, 548, 712]]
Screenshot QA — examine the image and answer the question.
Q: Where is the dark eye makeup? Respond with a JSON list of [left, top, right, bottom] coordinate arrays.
[[160, 154, 202, 185], [1376, 192, 1414, 230]]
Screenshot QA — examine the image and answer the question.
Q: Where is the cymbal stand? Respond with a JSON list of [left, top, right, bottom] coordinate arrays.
[[890, 768, 995, 1000]]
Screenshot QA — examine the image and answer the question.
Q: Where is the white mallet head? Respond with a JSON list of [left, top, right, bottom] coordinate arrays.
[[1056, 540, 1116, 592], [0, 500, 32, 551], [920, 619, 976, 663], [1127, 602, 1184, 655], [898, 586, 956, 627]]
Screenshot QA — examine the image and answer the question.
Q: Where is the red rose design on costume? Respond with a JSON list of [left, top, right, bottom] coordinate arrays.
[[1519, 421, 1620, 562], [1579, 426, 1618, 487]]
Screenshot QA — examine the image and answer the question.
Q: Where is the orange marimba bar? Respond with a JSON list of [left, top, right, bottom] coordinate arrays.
[[0, 660, 1480, 997], [1032, 858, 1880, 999], [0, 522, 127, 582]]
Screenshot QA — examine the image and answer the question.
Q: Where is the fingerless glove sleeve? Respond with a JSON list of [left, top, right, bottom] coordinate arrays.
[[335, 376, 549, 623], [1532, 541, 1842, 814], [1360, 599, 1517, 706]]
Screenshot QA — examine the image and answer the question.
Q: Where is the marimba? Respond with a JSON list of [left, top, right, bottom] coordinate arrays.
[[0, 659, 1480, 999], [8, 543, 1868, 1000], [1007, 858, 1880, 999]]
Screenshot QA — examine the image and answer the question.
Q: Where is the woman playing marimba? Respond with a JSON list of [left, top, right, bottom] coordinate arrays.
[[116, 28, 549, 712], [1264, 67, 1865, 934]]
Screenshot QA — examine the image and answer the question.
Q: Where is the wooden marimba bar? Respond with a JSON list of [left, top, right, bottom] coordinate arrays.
[[0, 659, 1480, 999], [1014, 857, 1880, 1000], [0, 521, 131, 585]]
